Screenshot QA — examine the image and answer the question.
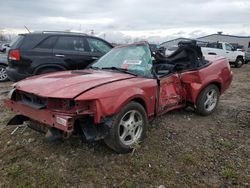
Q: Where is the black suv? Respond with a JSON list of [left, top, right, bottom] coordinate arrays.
[[7, 31, 113, 81]]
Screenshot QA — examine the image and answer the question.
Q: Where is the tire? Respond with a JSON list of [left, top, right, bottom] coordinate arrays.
[[36, 67, 62, 75], [195, 84, 219, 116], [0, 65, 9, 82], [235, 57, 244, 68], [104, 102, 148, 153]]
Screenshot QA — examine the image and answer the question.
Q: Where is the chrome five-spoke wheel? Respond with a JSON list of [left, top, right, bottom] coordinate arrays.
[[0, 65, 8, 82], [204, 89, 218, 112], [196, 84, 220, 116], [118, 110, 143, 146], [104, 102, 147, 153]]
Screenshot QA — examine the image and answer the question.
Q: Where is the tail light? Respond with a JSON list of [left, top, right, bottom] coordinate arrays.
[[8, 50, 20, 61]]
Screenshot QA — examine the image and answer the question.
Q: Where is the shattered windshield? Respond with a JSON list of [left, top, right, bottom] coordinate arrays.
[[91, 44, 153, 77]]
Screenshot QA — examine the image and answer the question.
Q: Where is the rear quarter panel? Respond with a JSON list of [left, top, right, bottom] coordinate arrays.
[[181, 56, 233, 103]]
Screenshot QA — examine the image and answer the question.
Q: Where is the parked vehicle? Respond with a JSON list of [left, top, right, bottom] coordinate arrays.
[[245, 48, 250, 63], [201, 42, 245, 68], [0, 43, 10, 53], [5, 41, 233, 153], [0, 53, 9, 82], [6, 31, 113, 82]]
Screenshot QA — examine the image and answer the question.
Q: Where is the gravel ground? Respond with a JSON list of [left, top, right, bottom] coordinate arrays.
[[0, 65, 249, 187]]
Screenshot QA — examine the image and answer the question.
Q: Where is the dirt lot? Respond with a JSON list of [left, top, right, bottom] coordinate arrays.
[[0, 65, 249, 188]]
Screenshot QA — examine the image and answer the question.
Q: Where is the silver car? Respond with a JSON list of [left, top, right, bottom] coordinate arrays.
[[0, 52, 8, 82]]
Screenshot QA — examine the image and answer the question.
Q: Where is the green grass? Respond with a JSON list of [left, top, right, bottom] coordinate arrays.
[[5, 163, 62, 188], [121, 180, 136, 188], [218, 139, 232, 149], [7, 164, 23, 178], [222, 167, 236, 179], [181, 154, 197, 165]]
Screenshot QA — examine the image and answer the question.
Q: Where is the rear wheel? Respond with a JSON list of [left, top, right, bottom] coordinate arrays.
[[235, 57, 244, 68], [104, 102, 148, 153], [0, 65, 8, 82], [195, 84, 219, 116]]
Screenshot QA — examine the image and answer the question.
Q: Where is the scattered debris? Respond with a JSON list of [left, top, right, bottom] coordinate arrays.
[[10, 125, 27, 135]]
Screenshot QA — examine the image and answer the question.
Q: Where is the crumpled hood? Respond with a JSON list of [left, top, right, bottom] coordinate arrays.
[[15, 70, 135, 98]]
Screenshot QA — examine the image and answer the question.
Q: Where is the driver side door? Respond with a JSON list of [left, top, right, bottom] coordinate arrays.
[[158, 73, 183, 114]]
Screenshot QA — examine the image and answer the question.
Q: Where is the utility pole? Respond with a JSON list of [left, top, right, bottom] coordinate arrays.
[[90, 29, 94, 35]]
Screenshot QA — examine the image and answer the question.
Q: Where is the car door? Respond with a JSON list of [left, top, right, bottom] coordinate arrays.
[[158, 73, 183, 113], [53, 36, 87, 70], [205, 42, 223, 56], [224, 43, 236, 62], [71, 36, 96, 69], [31, 36, 58, 68]]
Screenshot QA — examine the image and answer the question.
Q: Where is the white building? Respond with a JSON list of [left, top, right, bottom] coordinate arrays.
[[160, 38, 206, 49], [161, 32, 250, 50]]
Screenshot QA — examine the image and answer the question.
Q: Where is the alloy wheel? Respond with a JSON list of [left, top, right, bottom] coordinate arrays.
[[0, 66, 7, 81], [118, 110, 143, 146], [204, 89, 218, 112]]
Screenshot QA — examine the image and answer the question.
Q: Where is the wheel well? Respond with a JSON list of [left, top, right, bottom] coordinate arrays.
[[132, 98, 147, 113], [0, 63, 7, 67], [34, 65, 66, 74], [195, 82, 221, 104], [202, 82, 221, 94], [236, 55, 244, 60]]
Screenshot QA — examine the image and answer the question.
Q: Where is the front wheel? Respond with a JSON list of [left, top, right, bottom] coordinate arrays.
[[235, 57, 244, 68], [195, 84, 220, 116], [104, 102, 148, 153]]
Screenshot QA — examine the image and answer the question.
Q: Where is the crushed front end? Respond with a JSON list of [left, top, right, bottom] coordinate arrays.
[[4, 88, 111, 141]]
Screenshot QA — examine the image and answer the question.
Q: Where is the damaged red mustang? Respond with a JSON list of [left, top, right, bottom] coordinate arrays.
[[4, 41, 233, 153]]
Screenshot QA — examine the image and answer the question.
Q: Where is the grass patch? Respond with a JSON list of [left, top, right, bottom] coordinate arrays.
[[181, 154, 197, 165], [5, 162, 63, 187], [7, 164, 23, 178], [121, 180, 136, 188], [222, 167, 236, 179], [218, 139, 232, 149], [184, 173, 194, 184]]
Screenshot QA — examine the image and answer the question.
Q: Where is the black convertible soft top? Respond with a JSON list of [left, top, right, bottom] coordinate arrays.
[[153, 40, 207, 70]]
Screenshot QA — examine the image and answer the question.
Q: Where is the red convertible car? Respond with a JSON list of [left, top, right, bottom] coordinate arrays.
[[5, 41, 232, 153]]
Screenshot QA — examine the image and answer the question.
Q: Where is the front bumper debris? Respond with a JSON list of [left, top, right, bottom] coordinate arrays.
[[4, 99, 75, 133]]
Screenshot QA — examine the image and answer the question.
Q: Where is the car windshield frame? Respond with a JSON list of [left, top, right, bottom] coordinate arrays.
[[90, 43, 154, 78]]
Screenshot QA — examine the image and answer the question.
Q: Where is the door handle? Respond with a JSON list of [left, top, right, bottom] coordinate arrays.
[[226, 52, 229, 53], [55, 54, 65, 57], [91, 56, 98, 60]]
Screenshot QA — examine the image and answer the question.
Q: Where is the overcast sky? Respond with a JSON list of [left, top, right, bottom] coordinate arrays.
[[1, 0, 250, 43]]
